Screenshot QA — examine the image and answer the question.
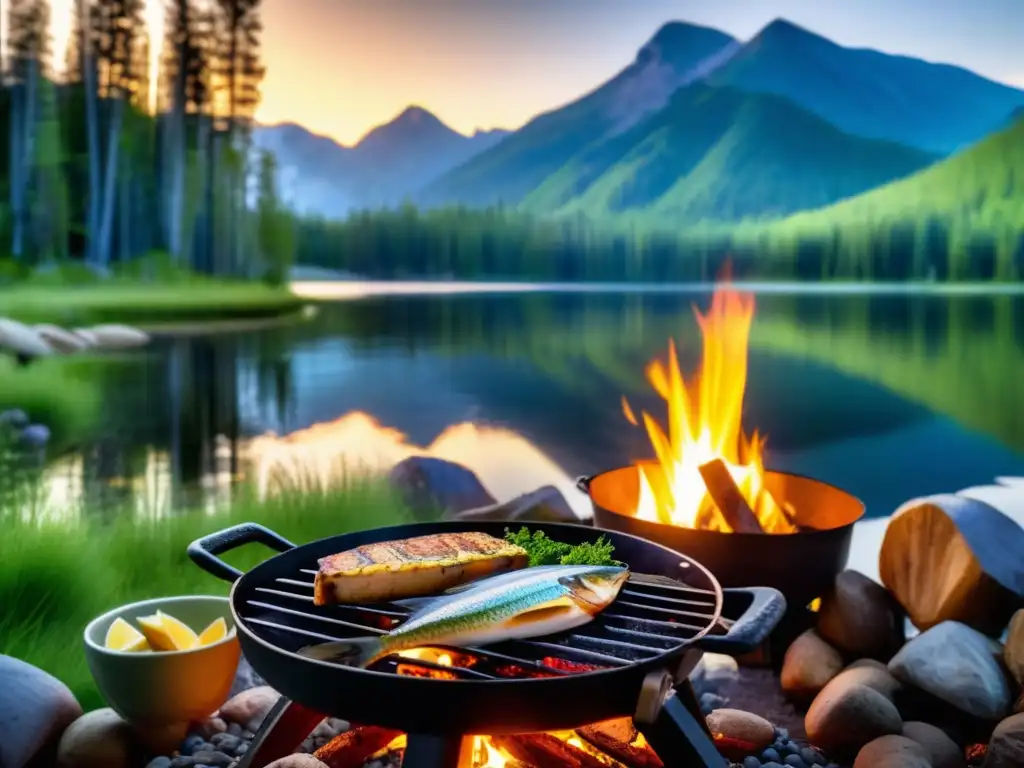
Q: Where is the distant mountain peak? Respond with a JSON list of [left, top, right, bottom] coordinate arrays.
[[394, 105, 439, 125], [754, 18, 829, 46], [637, 20, 735, 65]]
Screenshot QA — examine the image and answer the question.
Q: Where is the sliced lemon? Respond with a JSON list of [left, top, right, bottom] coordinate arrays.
[[104, 617, 151, 652], [137, 611, 200, 651], [197, 617, 229, 646]]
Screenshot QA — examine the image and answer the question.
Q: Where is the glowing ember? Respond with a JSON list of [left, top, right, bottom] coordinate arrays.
[[472, 736, 515, 767], [623, 274, 798, 533]]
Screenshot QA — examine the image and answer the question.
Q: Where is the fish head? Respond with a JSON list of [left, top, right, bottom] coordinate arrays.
[[560, 566, 629, 613]]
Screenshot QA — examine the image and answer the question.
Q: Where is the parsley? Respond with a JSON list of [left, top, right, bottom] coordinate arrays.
[[504, 527, 623, 567]]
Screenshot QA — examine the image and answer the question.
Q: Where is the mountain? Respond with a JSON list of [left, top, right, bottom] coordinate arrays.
[[705, 18, 1024, 155], [253, 108, 509, 216], [772, 115, 1024, 236], [418, 22, 740, 208], [520, 84, 936, 223]]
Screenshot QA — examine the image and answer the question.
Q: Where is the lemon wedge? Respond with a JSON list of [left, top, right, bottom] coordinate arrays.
[[104, 617, 151, 652], [197, 617, 230, 646], [137, 611, 200, 651]]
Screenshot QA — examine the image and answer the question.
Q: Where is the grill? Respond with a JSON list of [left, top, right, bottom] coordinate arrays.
[[189, 520, 787, 768]]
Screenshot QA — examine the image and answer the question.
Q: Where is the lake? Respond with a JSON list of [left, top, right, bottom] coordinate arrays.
[[30, 284, 1024, 523]]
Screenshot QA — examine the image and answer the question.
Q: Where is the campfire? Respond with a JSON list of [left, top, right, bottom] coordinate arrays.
[[312, 646, 665, 767], [621, 275, 797, 534]]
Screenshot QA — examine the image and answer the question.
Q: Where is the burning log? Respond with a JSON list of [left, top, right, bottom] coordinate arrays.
[[577, 719, 664, 768], [698, 459, 765, 534], [313, 726, 404, 768], [490, 733, 608, 768]]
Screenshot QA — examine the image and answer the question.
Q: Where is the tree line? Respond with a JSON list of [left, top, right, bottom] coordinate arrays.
[[1, 0, 293, 283], [289, 204, 1024, 282]]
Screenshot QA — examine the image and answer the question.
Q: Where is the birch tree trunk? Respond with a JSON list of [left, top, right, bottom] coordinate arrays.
[[96, 97, 124, 267]]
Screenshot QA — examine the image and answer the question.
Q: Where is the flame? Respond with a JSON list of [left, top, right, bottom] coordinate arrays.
[[473, 736, 514, 767], [624, 275, 797, 532]]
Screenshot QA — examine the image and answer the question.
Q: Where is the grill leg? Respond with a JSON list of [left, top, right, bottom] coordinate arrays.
[[634, 675, 727, 768], [402, 733, 467, 768], [236, 697, 327, 768]]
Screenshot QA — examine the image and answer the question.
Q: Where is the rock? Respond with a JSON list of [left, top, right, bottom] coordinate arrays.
[[817, 570, 905, 660], [218, 686, 281, 733], [700, 692, 728, 714], [705, 709, 775, 760], [901, 721, 964, 768], [805, 681, 902, 754], [0, 408, 29, 429], [1004, 610, 1024, 688], [1016, 693, 1024, 715], [835, 659, 903, 701], [134, 721, 189, 755], [72, 329, 99, 347], [33, 324, 90, 354], [0, 655, 84, 768], [984, 713, 1024, 768], [146, 758, 173, 768], [229, 655, 266, 698], [18, 423, 50, 449], [888, 621, 1012, 720], [82, 324, 150, 349], [388, 456, 496, 517], [0, 318, 54, 358], [690, 653, 740, 697], [264, 756, 330, 768], [781, 630, 844, 702], [192, 716, 228, 740], [853, 735, 931, 768], [191, 750, 235, 767], [56, 708, 138, 768], [448, 485, 579, 524]]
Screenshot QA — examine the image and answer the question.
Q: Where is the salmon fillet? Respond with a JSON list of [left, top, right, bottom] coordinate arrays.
[[313, 531, 529, 606]]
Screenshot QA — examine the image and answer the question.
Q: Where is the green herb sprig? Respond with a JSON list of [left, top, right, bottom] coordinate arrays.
[[504, 527, 623, 567]]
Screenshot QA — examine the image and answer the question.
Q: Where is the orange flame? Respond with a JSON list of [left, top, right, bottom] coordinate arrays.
[[624, 275, 796, 532]]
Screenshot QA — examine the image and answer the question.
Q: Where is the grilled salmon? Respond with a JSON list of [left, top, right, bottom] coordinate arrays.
[[313, 531, 529, 605]]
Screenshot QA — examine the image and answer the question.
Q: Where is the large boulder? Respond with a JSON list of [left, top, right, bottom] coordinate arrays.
[[0, 655, 83, 768], [888, 621, 1013, 720], [388, 456, 496, 518]]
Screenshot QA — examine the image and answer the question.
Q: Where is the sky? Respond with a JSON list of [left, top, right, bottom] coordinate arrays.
[[37, 0, 1024, 145]]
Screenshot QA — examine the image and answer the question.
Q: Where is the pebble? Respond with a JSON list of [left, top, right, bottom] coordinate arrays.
[[226, 723, 245, 738], [210, 734, 244, 754], [219, 686, 281, 733], [191, 751, 234, 767], [145, 759, 172, 768], [700, 692, 728, 714], [781, 630, 844, 703], [706, 709, 776, 760], [744, 758, 761, 768], [180, 736, 208, 756], [805, 681, 903, 754]]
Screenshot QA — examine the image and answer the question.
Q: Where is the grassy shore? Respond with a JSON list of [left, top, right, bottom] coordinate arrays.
[[0, 481, 412, 711], [0, 356, 103, 448], [0, 281, 305, 325]]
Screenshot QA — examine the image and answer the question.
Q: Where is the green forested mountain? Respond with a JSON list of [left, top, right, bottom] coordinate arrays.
[[521, 84, 936, 223]]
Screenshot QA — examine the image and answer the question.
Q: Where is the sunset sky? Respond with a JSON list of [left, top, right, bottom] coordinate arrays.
[[39, 0, 1024, 145]]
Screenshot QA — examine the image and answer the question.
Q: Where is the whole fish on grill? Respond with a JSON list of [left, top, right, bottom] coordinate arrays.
[[300, 564, 630, 668], [312, 531, 530, 606]]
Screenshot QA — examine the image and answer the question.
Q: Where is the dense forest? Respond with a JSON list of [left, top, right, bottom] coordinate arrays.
[[0, 0, 293, 283]]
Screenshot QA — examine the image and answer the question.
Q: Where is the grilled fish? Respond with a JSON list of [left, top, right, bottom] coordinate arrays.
[[300, 564, 630, 668], [312, 531, 529, 606]]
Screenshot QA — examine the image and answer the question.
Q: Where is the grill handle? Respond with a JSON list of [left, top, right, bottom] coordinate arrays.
[[188, 522, 296, 583], [695, 586, 786, 656], [575, 475, 593, 494]]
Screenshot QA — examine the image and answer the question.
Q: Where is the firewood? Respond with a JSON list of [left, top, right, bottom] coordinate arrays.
[[698, 459, 765, 533], [314, 726, 403, 768], [490, 733, 608, 768], [879, 494, 1024, 634], [578, 719, 665, 768]]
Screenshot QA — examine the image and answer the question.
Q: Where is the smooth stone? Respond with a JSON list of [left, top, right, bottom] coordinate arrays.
[[1004, 610, 1024, 688], [888, 621, 1012, 720], [146, 758, 173, 768], [0, 655, 84, 768], [743, 758, 761, 768], [56, 708, 138, 768], [805, 682, 903, 754], [264, 756, 331, 768], [817, 570, 905, 660], [705, 708, 775, 760], [836, 659, 903, 701], [192, 716, 228, 740], [229, 655, 266, 698], [218, 686, 281, 733], [210, 733, 244, 753], [83, 324, 151, 349], [984, 713, 1024, 768], [387, 456, 496, 517], [853, 735, 931, 768], [181, 734, 207, 755], [690, 653, 741, 697], [448, 485, 579, 523], [191, 750, 234, 767], [781, 630, 844, 702], [0, 318, 54, 357], [901, 721, 964, 768]]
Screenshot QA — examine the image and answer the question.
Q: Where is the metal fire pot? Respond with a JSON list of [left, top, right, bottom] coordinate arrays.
[[578, 464, 865, 612]]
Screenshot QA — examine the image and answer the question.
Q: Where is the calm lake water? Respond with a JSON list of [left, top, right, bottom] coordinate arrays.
[[34, 285, 1024, 523]]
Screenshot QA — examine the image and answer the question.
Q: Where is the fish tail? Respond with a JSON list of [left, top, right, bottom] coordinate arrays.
[[297, 636, 386, 669]]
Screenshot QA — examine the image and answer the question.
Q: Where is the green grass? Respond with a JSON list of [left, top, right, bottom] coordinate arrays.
[[0, 281, 305, 325], [0, 481, 413, 711], [0, 356, 103, 448]]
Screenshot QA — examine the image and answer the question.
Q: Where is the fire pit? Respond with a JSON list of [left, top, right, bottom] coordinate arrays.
[[188, 519, 787, 768], [577, 277, 864, 613]]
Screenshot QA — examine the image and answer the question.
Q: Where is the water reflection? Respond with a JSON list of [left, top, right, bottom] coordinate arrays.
[[8, 288, 1024, 523]]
